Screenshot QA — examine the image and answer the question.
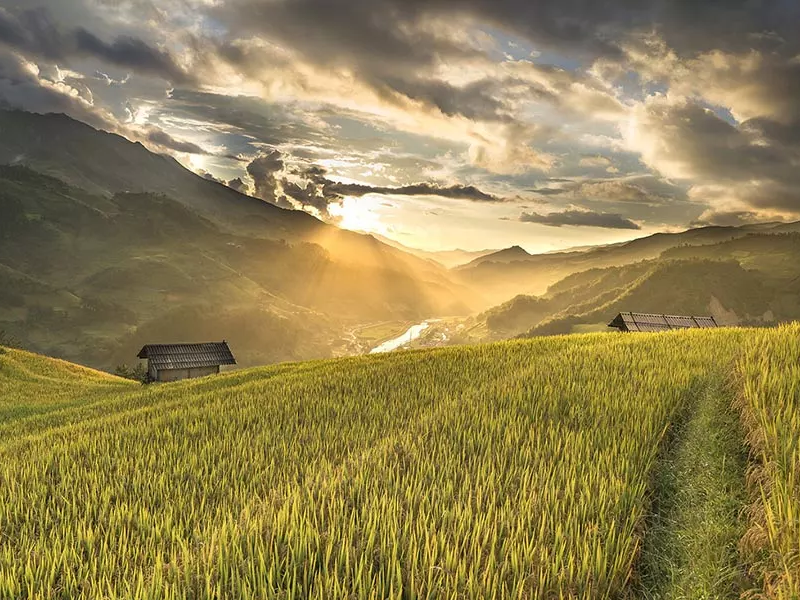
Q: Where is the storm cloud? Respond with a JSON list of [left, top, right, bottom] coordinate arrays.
[[520, 209, 641, 230], [2, 0, 800, 247], [246, 150, 290, 208], [325, 182, 502, 203], [0, 7, 191, 83]]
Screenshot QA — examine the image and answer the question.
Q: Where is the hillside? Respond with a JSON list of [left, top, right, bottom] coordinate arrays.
[[1, 329, 798, 598], [469, 233, 800, 340], [455, 223, 800, 303], [0, 164, 471, 369], [0, 111, 478, 369], [524, 260, 772, 337], [5, 109, 800, 370], [0, 110, 467, 280]]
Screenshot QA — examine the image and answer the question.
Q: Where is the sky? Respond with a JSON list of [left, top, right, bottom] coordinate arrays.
[[0, 0, 799, 252]]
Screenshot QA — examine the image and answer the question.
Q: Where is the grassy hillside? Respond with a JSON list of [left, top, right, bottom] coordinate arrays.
[[0, 165, 471, 369], [1, 328, 798, 598], [524, 259, 775, 337], [473, 234, 800, 340], [455, 225, 800, 303], [0, 111, 477, 369]]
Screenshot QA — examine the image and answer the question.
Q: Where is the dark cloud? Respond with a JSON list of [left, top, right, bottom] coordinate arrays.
[[0, 7, 191, 83], [73, 29, 191, 83], [246, 150, 293, 208], [200, 170, 225, 185], [531, 176, 678, 206], [216, 0, 800, 72], [227, 177, 248, 193], [0, 7, 62, 60], [631, 97, 800, 215], [298, 163, 506, 206], [242, 151, 505, 217], [160, 89, 327, 148], [689, 210, 768, 228], [325, 181, 502, 202], [144, 128, 210, 155], [520, 209, 641, 229], [208, 0, 617, 132]]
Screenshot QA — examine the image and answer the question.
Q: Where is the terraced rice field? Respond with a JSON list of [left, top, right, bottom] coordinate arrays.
[[0, 327, 797, 598]]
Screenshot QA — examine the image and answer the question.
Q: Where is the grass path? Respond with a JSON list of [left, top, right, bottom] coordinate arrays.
[[637, 374, 751, 598]]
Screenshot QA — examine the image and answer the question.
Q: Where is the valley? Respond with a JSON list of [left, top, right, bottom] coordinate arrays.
[[4, 110, 800, 373]]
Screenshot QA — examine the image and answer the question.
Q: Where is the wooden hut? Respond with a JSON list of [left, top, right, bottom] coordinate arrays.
[[137, 341, 236, 382], [608, 312, 719, 332]]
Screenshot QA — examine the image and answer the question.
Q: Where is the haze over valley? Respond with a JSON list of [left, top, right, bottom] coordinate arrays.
[[3, 111, 800, 370]]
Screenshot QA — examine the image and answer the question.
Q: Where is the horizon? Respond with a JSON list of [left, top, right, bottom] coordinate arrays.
[[1, 1, 798, 252]]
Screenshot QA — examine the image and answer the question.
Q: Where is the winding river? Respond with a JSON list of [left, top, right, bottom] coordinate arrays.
[[369, 321, 432, 354]]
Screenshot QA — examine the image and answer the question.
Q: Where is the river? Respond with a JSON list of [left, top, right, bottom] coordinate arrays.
[[369, 321, 433, 354]]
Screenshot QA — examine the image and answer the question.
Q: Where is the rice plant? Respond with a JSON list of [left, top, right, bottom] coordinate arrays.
[[0, 328, 791, 599], [737, 324, 800, 599]]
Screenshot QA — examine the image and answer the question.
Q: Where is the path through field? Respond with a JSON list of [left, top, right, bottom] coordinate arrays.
[[637, 373, 751, 598]]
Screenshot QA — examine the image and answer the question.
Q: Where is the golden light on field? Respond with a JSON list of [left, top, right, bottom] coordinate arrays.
[[328, 196, 386, 234]]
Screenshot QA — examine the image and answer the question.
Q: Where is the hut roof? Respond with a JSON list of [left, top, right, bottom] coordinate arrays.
[[137, 341, 236, 370], [608, 312, 718, 332]]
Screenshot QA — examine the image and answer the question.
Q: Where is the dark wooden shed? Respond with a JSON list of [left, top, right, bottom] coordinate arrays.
[[137, 341, 236, 382], [608, 312, 719, 332]]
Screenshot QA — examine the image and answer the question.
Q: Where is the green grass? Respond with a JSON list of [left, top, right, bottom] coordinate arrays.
[[0, 327, 799, 598], [636, 374, 750, 598]]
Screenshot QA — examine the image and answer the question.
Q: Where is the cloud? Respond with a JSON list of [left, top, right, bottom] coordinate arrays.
[[0, 7, 191, 83], [144, 128, 211, 155], [4, 0, 800, 236], [73, 28, 191, 83], [519, 209, 641, 229], [625, 94, 800, 217], [246, 150, 290, 207], [241, 150, 508, 218], [579, 155, 613, 168], [531, 175, 679, 206], [325, 181, 502, 202], [227, 177, 248, 194]]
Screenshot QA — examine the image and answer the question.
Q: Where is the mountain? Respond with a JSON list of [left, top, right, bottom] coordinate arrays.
[[0, 111, 475, 369], [370, 233, 500, 268], [463, 245, 533, 266], [0, 110, 470, 282], [454, 222, 800, 305], [0, 111, 319, 239], [524, 259, 776, 337], [469, 232, 800, 340]]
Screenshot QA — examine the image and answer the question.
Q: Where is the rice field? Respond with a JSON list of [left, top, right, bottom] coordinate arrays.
[[0, 327, 798, 598], [737, 329, 800, 598]]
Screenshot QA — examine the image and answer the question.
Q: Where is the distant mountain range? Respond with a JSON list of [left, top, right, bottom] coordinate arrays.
[[453, 220, 800, 302], [3, 109, 800, 370], [470, 232, 800, 339], [370, 233, 500, 269]]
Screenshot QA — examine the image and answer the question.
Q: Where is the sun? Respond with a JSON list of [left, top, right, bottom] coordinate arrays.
[[328, 196, 386, 234]]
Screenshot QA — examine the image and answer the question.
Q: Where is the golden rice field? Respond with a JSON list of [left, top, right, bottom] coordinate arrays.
[[0, 327, 798, 599]]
